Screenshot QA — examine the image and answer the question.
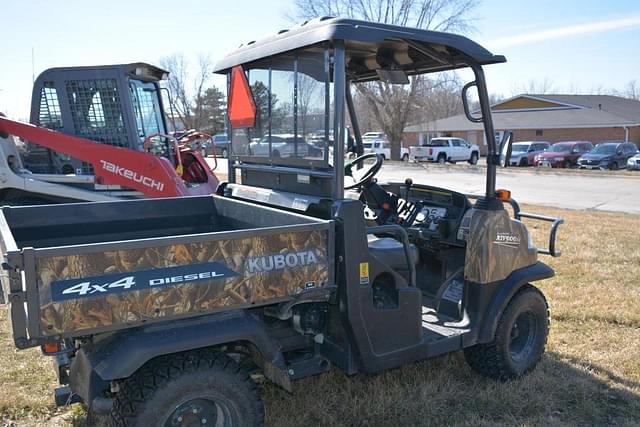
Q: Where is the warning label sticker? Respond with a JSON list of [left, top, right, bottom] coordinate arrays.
[[359, 262, 369, 285]]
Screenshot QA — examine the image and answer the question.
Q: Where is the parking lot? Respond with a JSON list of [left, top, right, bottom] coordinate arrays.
[[208, 159, 640, 214]]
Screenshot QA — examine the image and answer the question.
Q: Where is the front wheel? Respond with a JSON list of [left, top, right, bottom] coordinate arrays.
[[464, 285, 549, 380], [437, 154, 447, 164], [110, 350, 264, 426], [468, 152, 479, 165], [402, 153, 409, 162]]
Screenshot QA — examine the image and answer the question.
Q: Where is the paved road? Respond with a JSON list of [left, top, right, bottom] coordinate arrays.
[[208, 159, 640, 214]]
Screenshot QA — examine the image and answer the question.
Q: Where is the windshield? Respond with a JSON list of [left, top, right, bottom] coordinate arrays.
[[549, 143, 572, 153], [592, 144, 617, 155], [230, 45, 330, 166], [129, 79, 166, 140], [512, 143, 530, 153], [363, 133, 383, 139]]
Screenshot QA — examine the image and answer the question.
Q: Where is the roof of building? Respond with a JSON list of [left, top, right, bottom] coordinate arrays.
[[405, 94, 640, 133], [213, 17, 505, 80]]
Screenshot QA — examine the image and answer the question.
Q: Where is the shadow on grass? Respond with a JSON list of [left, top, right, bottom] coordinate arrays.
[[42, 351, 640, 427], [261, 351, 640, 427]]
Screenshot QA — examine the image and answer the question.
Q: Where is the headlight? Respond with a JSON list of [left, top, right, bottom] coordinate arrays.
[[628, 158, 635, 164]]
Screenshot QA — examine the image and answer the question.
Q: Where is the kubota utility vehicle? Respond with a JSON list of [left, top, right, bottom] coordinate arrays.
[[0, 63, 219, 204], [0, 18, 563, 426]]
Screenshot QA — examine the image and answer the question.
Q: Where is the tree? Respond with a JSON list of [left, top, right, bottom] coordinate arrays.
[[290, 0, 478, 159], [200, 86, 226, 134], [159, 54, 224, 132], [623, 80, 640, 101], [297, 74, 322, 136]]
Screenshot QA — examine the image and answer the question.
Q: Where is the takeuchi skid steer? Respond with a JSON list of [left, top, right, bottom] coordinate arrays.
[[0, 18, 563, 426], [0, 63, 219, 204]]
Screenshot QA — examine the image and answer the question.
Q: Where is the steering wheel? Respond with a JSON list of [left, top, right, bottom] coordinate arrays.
[[344, 153, 384, 189]]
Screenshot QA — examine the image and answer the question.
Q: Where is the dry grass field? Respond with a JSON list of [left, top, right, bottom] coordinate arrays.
[[1, 205, 638, 426]]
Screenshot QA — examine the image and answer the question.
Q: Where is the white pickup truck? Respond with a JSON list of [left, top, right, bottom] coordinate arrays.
[[362, 132, 410, 161], [410, 137, 480, 164]]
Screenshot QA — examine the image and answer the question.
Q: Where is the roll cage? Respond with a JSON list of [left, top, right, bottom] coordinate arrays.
[[213, 17, 506, 204]]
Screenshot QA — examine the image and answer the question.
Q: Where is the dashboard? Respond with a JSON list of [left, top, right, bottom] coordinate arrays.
[[377, 183, 471, 247]]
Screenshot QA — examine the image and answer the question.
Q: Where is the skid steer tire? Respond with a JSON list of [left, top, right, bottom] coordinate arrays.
[[464, 285, 549, 380], [109, 349, 264, 427]]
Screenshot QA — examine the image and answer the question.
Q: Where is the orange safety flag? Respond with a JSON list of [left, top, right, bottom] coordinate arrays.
[[228, 66, 257, 128]]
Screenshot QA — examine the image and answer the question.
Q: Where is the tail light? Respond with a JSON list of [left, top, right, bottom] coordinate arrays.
[[428, 148, 433, 155]]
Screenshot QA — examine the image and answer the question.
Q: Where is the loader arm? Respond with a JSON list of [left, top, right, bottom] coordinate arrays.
[[0, 117, 219, 198]]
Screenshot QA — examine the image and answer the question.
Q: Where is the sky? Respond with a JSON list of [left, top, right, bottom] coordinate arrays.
[[0, 0, 639, 119]]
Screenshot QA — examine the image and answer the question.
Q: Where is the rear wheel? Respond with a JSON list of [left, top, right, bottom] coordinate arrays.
[[468, 152, 479, 165], [610, 161, 619, 170], [437, 154, 446, 164], [402, 153, 409, 162], [563, 160, 571, 169], [110, 350, 263, 427], [519, 158, 528, 167], [464, 285, 549, 380]]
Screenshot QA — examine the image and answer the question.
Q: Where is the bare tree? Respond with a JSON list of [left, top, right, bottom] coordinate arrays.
[[623, 80, 640, 100], [159, 54, 215, 131], [290, 0, 478, 159], [512, 78, 556, 95], [296, 73, 322, 136]]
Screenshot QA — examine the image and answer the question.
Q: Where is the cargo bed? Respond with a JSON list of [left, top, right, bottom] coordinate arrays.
[[0, 196, 334, 348]]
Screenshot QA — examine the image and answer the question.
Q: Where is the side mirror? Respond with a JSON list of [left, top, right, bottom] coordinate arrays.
[[499, 131, 513, 167]]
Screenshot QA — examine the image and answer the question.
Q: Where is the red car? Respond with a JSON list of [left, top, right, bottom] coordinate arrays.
[[534, 141, 593, 168]]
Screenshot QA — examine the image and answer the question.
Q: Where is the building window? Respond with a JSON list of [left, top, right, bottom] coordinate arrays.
[[536, 129, 544, 136]]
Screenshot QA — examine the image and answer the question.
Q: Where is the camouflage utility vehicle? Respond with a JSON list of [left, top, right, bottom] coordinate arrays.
[[0, 18, 562, 426]]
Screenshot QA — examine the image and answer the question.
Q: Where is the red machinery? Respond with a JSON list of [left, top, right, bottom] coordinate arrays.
[[0, 116, 219, 198], [0, 63, 220, 203]]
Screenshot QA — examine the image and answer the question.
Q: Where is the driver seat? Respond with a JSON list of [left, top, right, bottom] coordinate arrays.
[[367, 236, 419, 276]]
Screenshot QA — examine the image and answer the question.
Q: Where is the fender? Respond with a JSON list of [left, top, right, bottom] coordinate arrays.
[[68, 310, 290, 405], [476, 261, 554, 343]]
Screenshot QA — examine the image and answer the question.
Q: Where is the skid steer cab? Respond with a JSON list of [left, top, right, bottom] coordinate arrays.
[[0, 18, 562, 426], [0, 63, 219, 204]]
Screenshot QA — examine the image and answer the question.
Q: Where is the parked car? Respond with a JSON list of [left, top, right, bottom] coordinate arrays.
[[534, 141, 593, 168], [409, 137, 480, 164], [209, 134, 230, 158], [307, 129, 334, 148], [249, 134, 310, 157], [361, 132, 409, 160], [578, 141, 638, 170], [509, 141, 550, 166], [627, 152, 640, 170]]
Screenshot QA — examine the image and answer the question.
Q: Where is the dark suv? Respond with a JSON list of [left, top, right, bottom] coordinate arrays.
[[578, 141, 638, 170]]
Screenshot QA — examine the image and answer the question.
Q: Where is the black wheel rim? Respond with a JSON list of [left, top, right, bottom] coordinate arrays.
[[509, 310, 537, 364], [165, 397, 233, 427]]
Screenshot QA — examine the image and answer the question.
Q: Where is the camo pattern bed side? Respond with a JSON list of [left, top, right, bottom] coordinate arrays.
[[36, 229, 329, 336]]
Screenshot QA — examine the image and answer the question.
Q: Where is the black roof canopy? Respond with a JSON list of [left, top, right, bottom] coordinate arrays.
[[213, 17, 505, 81]]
